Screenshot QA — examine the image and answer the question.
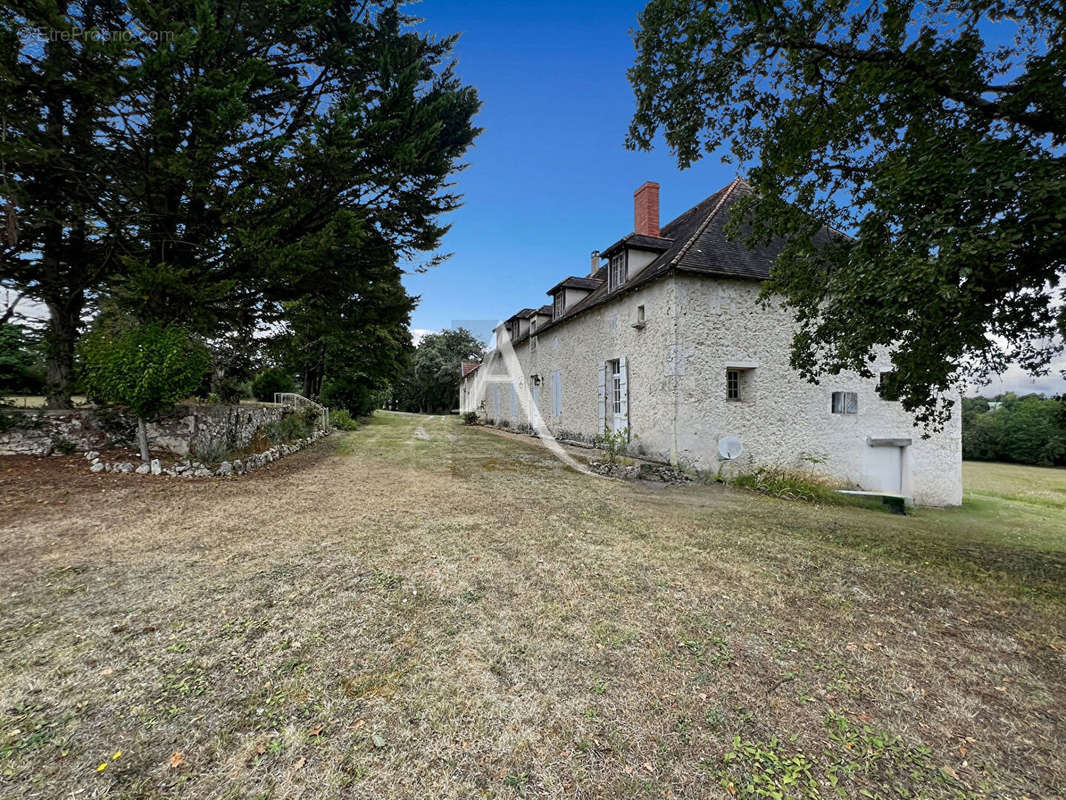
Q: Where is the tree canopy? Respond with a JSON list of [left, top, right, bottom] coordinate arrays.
[[395, 328, 484, 414], [628, 0, 1065, 426], [0, 1, 479, 408], [962, 393, 1066, 466]]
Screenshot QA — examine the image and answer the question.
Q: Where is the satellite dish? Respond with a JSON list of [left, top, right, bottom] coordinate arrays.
[[718, 435, 743, 460]]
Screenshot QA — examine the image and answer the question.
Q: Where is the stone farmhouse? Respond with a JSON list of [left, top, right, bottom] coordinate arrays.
[[459, 179, 962, 506]]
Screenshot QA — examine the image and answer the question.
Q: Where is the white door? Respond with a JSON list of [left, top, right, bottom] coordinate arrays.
[[863, 446, 902, 493]]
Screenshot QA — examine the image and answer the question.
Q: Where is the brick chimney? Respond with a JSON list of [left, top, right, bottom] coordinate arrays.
[[634, 181, 660, 237], [589, 250, 600, 277]]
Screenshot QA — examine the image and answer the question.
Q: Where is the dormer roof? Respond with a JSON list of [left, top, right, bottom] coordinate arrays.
[[599, 232, 673, 258], [546, 275, 604, 296]]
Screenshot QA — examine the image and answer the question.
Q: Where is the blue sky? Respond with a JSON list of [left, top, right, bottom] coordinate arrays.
[[404, 0, 737, 345]]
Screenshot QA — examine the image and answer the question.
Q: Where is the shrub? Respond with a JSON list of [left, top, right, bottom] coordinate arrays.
[[731, 465, 845, 503], [593, 426, 630, 464], [193, 438, 233, 463], [300, 406, 321, 428], [461, 411, 478, 425], [330, 409, 360, 430], [51, 436, 76, 455], [81, 321, 211, 461], [321, 376, 378, 417], [266, 412, 311, 444], [251, 367, 295, 402]]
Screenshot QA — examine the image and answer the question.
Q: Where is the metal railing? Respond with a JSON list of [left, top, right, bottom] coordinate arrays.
[[274, 392, 330, 431]]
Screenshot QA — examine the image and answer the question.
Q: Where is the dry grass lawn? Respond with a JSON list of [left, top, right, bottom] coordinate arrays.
[[1, 412, 1063, 799]]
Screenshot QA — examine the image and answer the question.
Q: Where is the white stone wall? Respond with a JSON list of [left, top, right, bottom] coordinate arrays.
[[460, 273, 963, 506], [0, 404, 294, 457], [672, 276, 961, 506]]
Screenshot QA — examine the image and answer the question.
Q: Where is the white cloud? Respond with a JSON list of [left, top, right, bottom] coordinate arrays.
[[973, 358, 1066, 397], [410, 328, 437, 345]]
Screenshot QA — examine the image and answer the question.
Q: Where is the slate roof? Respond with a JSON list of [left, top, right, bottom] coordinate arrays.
[[538, 178, 784, 335], [505, 308, 536, 322]]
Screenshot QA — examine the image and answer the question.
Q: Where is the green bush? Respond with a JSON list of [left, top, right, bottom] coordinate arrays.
[[461, 411, 478, 425], [81, 322, 210, 420], [732, 465, 846, 503], [330, 408, 360, 430], [81, 321, 211, 461], [266, 412, 312, 444], [300, 406, 321, 428], [593, 426, 630, 464], [193, 438, 234, 463], [51, 436, 76, 455], [321, 375, 379, 417], [251, 367, 296, 402]]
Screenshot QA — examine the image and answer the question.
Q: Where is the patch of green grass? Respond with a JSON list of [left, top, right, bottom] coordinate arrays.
[[731, 466, 851, 504], [711, 713, 973, 799]]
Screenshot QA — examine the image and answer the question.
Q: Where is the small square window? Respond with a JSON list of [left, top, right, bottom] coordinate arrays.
[[831, 391, 858, 414]]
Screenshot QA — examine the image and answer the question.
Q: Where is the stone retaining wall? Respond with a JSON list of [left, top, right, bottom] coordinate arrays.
[[0, 404, 290, 457]]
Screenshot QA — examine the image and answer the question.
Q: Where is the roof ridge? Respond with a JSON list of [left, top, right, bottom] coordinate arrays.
[[669, 177, 743, 268]]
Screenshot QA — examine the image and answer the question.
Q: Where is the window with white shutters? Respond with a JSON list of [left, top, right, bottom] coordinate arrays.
[[551, 371, 562, 417]]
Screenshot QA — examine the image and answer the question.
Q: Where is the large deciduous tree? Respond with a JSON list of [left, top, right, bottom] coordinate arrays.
[[628, 0, 1066, 426]]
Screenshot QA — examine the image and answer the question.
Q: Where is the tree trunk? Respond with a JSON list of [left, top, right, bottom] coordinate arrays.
[[44, 296, 81, 409], [136, 417, 150, 462]]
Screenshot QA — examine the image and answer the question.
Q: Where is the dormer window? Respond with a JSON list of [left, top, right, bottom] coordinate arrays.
[[553, 292, 564, 320], [609, 252, 627, 291]]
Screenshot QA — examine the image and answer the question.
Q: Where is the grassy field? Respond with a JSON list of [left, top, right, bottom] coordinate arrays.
[[0, 413, 1062, 799]]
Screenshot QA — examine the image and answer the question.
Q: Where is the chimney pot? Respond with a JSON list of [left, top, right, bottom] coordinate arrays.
[[634, 181, 660, 237], [589, 250, 600, 277]]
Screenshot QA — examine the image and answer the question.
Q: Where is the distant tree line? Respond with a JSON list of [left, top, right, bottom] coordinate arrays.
[[963, 394, 1066, 467], [392, 328, 484, 414], [0, 1, 479, 419]]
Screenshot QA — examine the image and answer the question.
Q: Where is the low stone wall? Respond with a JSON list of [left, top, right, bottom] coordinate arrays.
[[83, 427, 330, 477], [0, 404, 289, 457]]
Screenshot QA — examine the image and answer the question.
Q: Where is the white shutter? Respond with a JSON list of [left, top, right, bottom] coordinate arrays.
[[493, 384, 500, 416], [510, 384, 517, 417], [618, 356, 629, 431], [597, 361, 607, 434], [552, 371, 561, 417]]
